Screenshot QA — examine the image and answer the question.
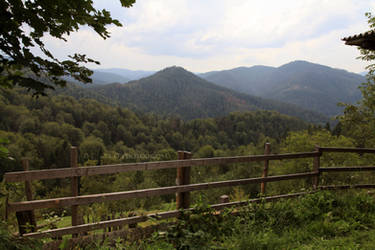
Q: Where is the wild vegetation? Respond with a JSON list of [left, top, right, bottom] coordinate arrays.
[[129, 191, 375, 249], [0, 87, 309, 179], [3, 89, 375, 248], [1, 1, 375, 248], [0, 0, 135, 95], [2, 73, 375, 248], [4, 191, 375, 249]]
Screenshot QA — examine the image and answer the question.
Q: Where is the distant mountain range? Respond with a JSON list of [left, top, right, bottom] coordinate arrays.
[[85, 61, 364, 117], [65, 68, 155, 85], [92, 68, 155, 82], [62, 66, 327, 123], [90, 71, 130, 84], [57, 60, 366, 123], [200, 61, 365, 116]]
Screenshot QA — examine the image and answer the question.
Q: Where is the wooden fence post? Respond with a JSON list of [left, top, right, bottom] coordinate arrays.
[[22, 159, 36, 230], [176, 151, 192, 210], [313, 145, 321, 189], [70, 147, 79, 237], [261, 143, 271, 195], [128, 211, 137, 229], [16, 159, 37, 235]]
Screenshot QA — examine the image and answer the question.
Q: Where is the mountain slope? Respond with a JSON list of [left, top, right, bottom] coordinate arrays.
[[90, 66, 327, 123], [200, 61, 364, 116]]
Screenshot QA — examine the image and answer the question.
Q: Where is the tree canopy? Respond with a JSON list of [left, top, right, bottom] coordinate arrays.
[[339, 12, 375, 147], [0, 0, 135, 95]]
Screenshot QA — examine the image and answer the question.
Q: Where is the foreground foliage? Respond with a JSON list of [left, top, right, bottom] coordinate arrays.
[[0, 0, 135, 95], [128, 191, 375, 249], [4, 191, 373, 249], [3, 87, 374, 238], [339, 12, 375, 148]]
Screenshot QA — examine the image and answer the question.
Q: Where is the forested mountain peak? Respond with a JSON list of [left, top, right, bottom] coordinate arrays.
[[277, 60, 355, 75], [199, 65, 275, 78], [143, 66, 201, 83], [158, 65, 189, 74], [279, 60, 327, 70], [125, 65, 229, 90]]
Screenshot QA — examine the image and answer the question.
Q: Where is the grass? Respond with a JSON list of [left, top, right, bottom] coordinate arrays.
[[300, 229, 375, 249], [3, 190, 375, 249], [38, 202, 177, 230], [127, 190, 375, 250]]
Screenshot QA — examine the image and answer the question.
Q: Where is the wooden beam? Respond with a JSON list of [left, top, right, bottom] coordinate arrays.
[[210, 191, 314, 210], [176, 151, 192, 210], [70, 147, 79, 237], [320, 184, 375, 190], [23, 210, 181, 239], [21, 159, 36, 232], [313, 145, 321, 189], [320, 166, 375, 172], [42, 223, 172, 249], [261, 143, 271, 194], [22, 191, 312, 239], [8, 172, 317, 213], [320, 147, 375, 153], [4, 152, 320, 182]]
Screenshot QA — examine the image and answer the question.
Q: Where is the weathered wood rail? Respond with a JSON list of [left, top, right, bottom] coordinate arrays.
[[4, 145, 375, 239]]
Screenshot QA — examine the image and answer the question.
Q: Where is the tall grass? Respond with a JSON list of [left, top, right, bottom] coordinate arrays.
[[131, 190, 375, 249], [3, 190, 375, 249]]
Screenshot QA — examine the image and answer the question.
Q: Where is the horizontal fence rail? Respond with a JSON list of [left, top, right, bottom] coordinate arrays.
[[22, 191, 313, 239], [320, 147, 375, 153], [320, 184, 375, 190], [4, 152, 320, 182], [320, 166, 375, 172], [8, 172, 317, 213], [5, 146, 375, 241]]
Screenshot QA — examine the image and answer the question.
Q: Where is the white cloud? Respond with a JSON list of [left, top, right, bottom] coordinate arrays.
[[36, 0, 374, 73]]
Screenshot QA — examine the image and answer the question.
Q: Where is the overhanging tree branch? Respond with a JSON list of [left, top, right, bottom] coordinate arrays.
[[0, 0, 135, 95]]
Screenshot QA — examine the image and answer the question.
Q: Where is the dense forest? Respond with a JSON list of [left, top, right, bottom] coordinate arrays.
[[0, 87, 308, 179], [1, 60, 374, 249], [2, 85, 374, 220], [3, 0, 375, 249], [2, 68, 375, 250]]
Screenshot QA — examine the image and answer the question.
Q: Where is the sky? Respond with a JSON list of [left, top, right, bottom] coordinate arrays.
[[40, 0, 375, 73]]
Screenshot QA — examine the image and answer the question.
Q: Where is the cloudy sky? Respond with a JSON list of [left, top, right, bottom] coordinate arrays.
[[42, 0, 375, 73]]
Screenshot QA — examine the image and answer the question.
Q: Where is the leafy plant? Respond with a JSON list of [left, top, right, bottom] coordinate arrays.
[[0, 221, 42, 250]]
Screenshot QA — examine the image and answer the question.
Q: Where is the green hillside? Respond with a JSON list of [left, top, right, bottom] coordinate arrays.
[[0, 87, 309, 179]]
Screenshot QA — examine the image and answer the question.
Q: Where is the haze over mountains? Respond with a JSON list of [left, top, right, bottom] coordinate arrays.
[[200, 61, 364, 116], [67, 69, 154, 85], [90, 71, 130, 84], [93, 68, 154, 82]]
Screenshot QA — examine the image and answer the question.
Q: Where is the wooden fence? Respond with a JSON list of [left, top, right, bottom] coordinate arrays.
[[4, 145, 375, 239]]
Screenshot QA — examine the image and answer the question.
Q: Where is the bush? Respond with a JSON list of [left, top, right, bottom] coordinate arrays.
[[0, 221, 42, 250]]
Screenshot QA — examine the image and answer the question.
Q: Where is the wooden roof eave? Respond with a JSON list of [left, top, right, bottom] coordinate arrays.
[[342, 31, 375, 50]]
